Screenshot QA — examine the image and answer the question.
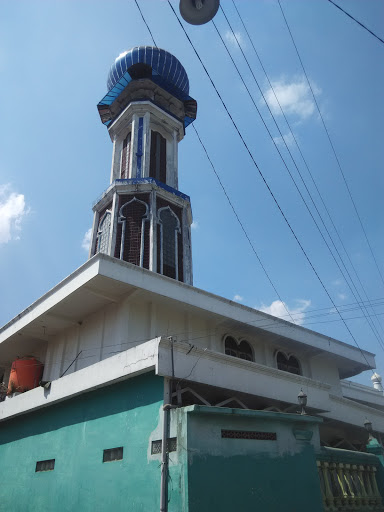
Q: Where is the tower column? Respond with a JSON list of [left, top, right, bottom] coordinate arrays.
[[92, 46, 197, 285]]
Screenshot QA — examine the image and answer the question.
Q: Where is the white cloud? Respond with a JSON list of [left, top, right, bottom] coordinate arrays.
[[81, 228, 92, 251], [337, 293, 347, 301], [191, 220, 199, 230], [332, 279, 343, 287], [233, 294, 243, 302], [259, 299, 311, 325], [0, 184, 27, 244], [263, 78, 320, 121], [224, 30, 244, 48], [273, 131, 295, 148]]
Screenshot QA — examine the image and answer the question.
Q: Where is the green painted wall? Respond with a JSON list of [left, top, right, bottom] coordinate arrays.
[[0, 372, 178, 512], [183, 407, 324, 512], [5, 379, 376, 512]]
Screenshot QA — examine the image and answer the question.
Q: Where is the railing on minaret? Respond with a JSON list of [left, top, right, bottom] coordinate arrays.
[[90, 46, 197, 285]]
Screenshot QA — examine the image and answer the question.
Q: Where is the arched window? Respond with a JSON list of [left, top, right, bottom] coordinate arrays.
[[158, 206, 180, 280], [96, 210, 111, 254], [149, 130, 166, 183], [120, 132, 132, 179], [118, 197, 149, 267], [224, 336, 253, 362], [276, 351, 301, 375]]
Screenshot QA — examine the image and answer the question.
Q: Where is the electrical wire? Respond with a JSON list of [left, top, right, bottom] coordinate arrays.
[[218, 3, 384, 349], [231, 0, 384, 340], [132, 1, 383, 347], [75, 2, 378, 384], [192, 125, 295, 323], [133, 0, 158, 47], [327, 0, 384, 46], [278, 0, 384, 290], [132, 1, 296, 323], [166, 0, 376, 371]]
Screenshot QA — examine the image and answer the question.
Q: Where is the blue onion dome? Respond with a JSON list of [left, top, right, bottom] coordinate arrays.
[[107, 46, 190, 97]]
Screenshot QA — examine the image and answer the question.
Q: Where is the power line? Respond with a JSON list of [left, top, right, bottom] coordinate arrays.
[[278, 0, 384, 290], [232, 0, 384, 341], [133, 0, 158, 47], [327, 0, 384, 46], [134, 0, 382, 343], [131, 0, 378, 369], [166, 0, 377, 371], [192, 125, 295, 323], [223, 1, 384, 347], [215, 6, 384, 350], [132, 0, 295, 323]]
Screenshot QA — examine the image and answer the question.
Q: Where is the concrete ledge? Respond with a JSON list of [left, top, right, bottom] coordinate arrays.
[[0, 337, 162, 423], [184, 404, 323, 425]]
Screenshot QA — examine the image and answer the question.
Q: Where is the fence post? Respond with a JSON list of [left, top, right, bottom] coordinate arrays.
[[366, 438, 384, 507]]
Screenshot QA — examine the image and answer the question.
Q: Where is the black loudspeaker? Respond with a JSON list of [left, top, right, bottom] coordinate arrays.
[[179, 0, 220, 25]]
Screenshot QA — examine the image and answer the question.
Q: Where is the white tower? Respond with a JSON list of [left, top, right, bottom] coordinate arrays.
[[90, 47, 197, 285]]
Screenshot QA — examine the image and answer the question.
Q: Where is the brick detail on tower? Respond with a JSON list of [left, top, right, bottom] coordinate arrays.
[[114, 194, 150, 269]]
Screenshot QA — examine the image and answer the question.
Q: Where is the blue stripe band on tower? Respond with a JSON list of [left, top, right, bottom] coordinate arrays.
[[136, 117, 144, 178]]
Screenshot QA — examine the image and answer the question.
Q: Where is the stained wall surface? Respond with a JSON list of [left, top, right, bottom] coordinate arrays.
[[183, 407, 324, 512]]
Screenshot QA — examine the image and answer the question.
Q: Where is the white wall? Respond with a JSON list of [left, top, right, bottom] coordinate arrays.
[[310, 354, 342, 395], [42, 293, 342, 397]]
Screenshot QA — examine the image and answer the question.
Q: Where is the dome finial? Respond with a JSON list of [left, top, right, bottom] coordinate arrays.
[[371, 372, 383, 392]]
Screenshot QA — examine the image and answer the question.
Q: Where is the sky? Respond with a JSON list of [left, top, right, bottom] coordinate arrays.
[[0, 0, 383, 386]]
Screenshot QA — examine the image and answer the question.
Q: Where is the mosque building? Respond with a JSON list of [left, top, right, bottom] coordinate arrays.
[[0, 46, 383, 512]]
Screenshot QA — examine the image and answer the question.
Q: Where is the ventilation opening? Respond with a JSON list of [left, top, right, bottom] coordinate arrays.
[[103, 447, 123, 462], [35, 459, 55, 472], [151, 438, 177, 454], [221, 430, 277, 440]]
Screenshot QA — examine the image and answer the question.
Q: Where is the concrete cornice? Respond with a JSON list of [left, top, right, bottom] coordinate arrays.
[[0, 257, 100, 342], [329, 393, 384, 417], [0, 254, 376, 375], [108, 100, 184, 141], [92, 179, 191, 213], [97, 255, 375, 370]]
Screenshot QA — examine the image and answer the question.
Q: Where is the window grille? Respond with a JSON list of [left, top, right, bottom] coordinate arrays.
[[118, 197, 149, 266], [149, 131, 166, 183], [103, 447, 123, 462], [151, 438, 177, 454], [35, 459, 55, 472], [97, 211, 111, 254], [221, 430, 277, 441], [158, 207, 180, 280], [224, 336, 254, 362], [120, 132, 132, 179], [276, 352, 301, 375]]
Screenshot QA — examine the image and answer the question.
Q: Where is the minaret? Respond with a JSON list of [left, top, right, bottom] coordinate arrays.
[[90, 46, 197, 285]]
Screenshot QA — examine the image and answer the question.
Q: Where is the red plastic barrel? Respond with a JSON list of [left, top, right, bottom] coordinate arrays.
[[8, 357, 44, 393]]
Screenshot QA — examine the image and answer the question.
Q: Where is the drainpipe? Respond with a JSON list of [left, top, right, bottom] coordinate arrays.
[[160, 402, 172, 512], [160, 339, 177, 512]]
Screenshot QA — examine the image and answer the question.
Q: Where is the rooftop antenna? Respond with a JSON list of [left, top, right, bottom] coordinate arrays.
[[179, 0, 220, 25]]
